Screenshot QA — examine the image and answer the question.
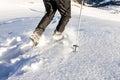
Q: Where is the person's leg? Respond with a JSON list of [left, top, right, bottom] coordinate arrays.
[[34, 0, 57, 35], [55, 0, 71, 33], [30, 0, 57, 46]]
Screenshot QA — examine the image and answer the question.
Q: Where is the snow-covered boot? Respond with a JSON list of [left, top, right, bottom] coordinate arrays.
[[52, 30, 64, 41], [30, 28, 43, 46]]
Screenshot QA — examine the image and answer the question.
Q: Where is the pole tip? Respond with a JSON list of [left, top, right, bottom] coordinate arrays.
[[73, 44, 79, 52]]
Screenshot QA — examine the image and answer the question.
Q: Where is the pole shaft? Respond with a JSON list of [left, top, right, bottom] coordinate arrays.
[[73, 0, 84, 52]]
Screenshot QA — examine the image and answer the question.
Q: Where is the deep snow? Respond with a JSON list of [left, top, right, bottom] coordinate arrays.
[[0, 0, 120, 80]]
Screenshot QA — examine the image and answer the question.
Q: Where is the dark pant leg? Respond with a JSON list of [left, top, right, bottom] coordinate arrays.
[[55, 0, 71, 33], [35, 0, 57, 34]]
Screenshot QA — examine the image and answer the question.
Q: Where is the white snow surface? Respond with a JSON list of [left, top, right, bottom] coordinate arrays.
[[0, 0, 120, 80]]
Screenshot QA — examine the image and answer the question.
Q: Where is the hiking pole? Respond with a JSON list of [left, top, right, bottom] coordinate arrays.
[[73, 0, 84, 52]]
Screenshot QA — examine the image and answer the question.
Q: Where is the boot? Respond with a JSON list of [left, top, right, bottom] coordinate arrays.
[[30, 28, 43, 46], [52, 30, 64, 41]]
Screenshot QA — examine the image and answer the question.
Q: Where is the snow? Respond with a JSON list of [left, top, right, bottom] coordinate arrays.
[[0, 0, 120, 80], [0, 0, 45, 21]]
